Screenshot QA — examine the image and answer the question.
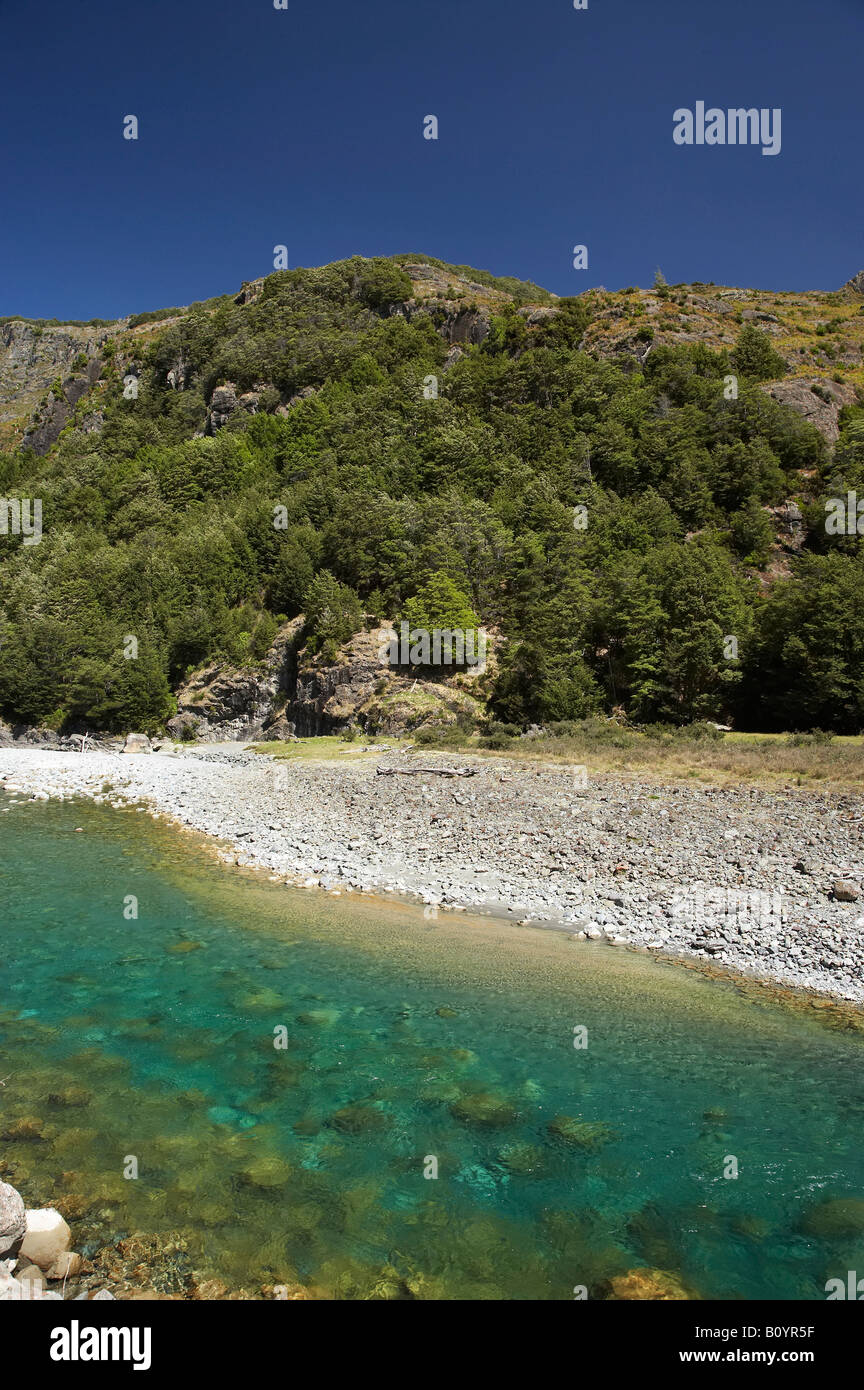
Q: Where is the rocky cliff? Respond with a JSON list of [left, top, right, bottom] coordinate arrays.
[[168, 622, 491, 743], [0, 320, 117, 450]]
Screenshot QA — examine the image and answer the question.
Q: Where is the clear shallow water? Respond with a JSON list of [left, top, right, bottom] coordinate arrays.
[[1, 793, 864, 1300]]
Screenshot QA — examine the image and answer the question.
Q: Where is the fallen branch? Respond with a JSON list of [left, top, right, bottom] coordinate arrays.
[[376, 765, 479, 778]]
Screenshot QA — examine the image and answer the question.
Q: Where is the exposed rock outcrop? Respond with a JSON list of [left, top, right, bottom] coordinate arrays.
[[402, 301, 492, 347], [769, 499, 806, 552], [277, 385, 318, 415], [288, 629, 385, 736], [168, 620, 492, 742], [235, 278, 265, 306], [207, 382, 240, 431], [207, 380, 277, 430], [19, 356, 105, 455], [439, 306, 492, 346], [760, 377, 857, 443], [168, 617, 305, 741], [0, 320, 114, 446], [284, 627, 492, 738]]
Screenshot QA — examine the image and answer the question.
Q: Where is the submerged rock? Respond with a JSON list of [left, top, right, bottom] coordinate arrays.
[[449, 1092, 519, 1128], [239, 988, 284, 1011], [418, 1079, 461, 1104], [46, 1086, 93, 1109], [296, 1008, 341, 1028], [729, 1213, 770, 1242], [1, 1116, 46, 1143], [46, 1250, 83, 1280], [207, 1105, 257, 1129], [607, 1266, 696, 1300], [800, 1196, 864, 1239], [239, 1156, 294, 1190], [327, 1103, 389, 1135], [497, 1142, 546, 1176], [547, 1114, 617, 1150]]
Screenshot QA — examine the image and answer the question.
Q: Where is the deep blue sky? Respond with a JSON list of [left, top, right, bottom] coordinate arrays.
[[1, 0, 861, 320]]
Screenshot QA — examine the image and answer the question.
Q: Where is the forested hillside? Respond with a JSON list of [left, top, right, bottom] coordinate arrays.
[[1, 254, 863, 735]]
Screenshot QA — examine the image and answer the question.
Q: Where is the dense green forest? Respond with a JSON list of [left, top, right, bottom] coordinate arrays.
[[1, 255, 863, 734]]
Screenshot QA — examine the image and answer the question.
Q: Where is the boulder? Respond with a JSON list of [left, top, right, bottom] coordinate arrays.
[[46, 1250, 82, 1280], [20, 1208, 72, 1271], [122, 732, 152, 754], [165, 711, 203, 742], [261, 715, 297, 742], [0, 1182, 26, 1259], [832, 880, 860, 903], [16, 1262, 46, 1291]]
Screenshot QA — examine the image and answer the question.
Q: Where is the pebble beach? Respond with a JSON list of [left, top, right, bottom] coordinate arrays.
[[1, 744, 862, 1004]]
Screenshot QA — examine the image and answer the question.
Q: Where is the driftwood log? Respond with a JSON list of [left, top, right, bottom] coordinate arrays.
[[376, 765, 479, 778]]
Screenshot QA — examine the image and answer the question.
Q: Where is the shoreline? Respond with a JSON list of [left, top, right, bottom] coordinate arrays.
[[1, 744, 863, 1006]]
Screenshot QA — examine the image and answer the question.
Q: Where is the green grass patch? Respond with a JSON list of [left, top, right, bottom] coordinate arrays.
[[252, 735, 405, 761]]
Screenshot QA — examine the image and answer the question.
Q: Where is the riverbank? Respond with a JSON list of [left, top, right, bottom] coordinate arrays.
[[3, 787, 864, 1302], [1, 744, 862, 1003]]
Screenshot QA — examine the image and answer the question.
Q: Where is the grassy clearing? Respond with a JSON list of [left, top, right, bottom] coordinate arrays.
[[251, 726, 864, 791], [251, 735, 405, 762]]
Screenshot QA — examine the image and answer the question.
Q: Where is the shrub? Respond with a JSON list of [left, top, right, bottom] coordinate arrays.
[[731, 324, 787, 380]]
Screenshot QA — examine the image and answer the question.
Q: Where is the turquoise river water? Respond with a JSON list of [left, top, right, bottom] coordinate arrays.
[[1, 792, 863, 1299]]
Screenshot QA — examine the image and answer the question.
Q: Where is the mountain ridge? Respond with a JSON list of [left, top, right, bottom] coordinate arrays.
[[2, 253, 862, 456], [0, 251, 863, 738]]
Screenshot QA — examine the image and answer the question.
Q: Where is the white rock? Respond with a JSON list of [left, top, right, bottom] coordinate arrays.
[[20, 1208, 71, 1271], [0, 1181, 26, 1257], [122, 733, 152, 754]]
